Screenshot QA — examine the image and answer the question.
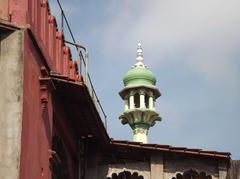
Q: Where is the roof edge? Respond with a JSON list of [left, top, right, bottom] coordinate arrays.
[[110, 139, 231, 159]]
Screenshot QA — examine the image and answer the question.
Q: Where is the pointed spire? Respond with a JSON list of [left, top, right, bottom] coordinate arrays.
[[136, 43, 143, 62], [135, 43, 145, 67]]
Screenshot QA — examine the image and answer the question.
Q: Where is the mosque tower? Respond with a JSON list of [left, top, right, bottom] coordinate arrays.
[[119, 43, 161, 143]]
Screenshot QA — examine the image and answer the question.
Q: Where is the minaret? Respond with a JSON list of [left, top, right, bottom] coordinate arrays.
[[119, 43, 161, 143]]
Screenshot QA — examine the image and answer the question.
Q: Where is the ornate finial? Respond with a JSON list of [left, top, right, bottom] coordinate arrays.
[[134, 42, 146, 68], [136, 43, 143, 63]]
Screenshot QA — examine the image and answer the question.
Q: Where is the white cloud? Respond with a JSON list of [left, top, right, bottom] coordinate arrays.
[[101, 0, 240, 83], [47, 0, 240, 158]]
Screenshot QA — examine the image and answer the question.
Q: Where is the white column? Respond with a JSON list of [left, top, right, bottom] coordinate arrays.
[[129, 95, 134, 109], [149, 96, 154, 110], [140, 94, 145, 108], [124, 99, 128, 110], [133, 127, 148, 143], [133, 133, 147, 143]]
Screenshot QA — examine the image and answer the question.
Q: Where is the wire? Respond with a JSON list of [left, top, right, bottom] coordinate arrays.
[[54, 0, 108, 129]]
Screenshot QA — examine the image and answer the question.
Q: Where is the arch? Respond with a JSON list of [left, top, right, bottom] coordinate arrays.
[[171, 169, 212, 179], [107, 170, 144, 179], [134, 93, 140, 108]]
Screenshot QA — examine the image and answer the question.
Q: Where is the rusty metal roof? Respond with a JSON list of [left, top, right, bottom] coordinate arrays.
[[110, 140, 231, 159]]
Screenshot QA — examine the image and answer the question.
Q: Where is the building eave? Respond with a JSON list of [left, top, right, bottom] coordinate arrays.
[[40, 74, 110, 143], [119, 84, 161, 99], [109, 139, 231, 159]]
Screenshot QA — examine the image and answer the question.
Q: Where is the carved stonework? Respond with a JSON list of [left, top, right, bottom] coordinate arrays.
[[39, 66, 55, 111], [119, 110, 161, 129], [107, 171, 144, 179], [133, 127, 148, 135], [171, 169, 212, 179], [139, 89, 146, 95], [40, 85, 48, 110]]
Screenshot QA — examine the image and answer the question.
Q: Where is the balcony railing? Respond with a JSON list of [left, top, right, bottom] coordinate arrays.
[[55, 0, 108, 130]]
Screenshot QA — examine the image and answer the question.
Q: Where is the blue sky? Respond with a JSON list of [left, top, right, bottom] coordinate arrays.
[[49, 0, 240, 159]]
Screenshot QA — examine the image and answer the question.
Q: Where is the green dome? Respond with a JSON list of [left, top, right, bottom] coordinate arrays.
[[123, 66, 156, 87]]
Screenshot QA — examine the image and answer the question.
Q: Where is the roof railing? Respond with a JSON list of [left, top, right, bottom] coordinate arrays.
[[55, 0, 107, 130]]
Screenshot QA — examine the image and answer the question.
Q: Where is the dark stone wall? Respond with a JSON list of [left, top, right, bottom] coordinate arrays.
[[227, 160, 240, 179]]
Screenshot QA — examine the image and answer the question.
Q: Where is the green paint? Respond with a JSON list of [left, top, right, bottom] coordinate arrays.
[[119, 44, 162, 142], [123, 66, 156, 87]]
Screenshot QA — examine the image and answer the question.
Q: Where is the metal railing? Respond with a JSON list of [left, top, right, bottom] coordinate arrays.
[[55, 0, 107, 130]]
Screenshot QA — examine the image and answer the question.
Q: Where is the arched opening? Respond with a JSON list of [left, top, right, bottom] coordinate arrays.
[[107, 170, 144, 179], [145, 94, 149, 108], [134, 93, 140, 108], [171, 169, 212, 179]]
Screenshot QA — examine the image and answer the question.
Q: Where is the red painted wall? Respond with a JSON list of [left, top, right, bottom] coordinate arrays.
[[20, 31, 53, 179], [0, 1, 84, 178], [1, 0, 81, 80], [20, 30, 79, 178]]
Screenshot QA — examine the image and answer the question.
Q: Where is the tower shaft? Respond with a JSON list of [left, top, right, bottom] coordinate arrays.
[[133, 126, 148, 143]]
